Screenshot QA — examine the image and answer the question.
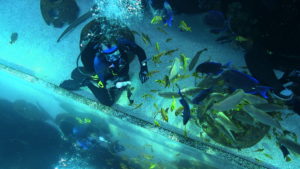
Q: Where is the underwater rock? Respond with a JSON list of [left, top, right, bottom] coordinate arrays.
[[40, 0, 79, 28]]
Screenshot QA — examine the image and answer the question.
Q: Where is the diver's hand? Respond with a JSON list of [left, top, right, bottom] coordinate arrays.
[[139, 65, 149, 83]]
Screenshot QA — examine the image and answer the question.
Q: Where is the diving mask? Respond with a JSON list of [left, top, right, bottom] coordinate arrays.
[[101, 45, 121, 62]]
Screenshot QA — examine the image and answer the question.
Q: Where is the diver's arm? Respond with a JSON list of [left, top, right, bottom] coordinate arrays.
[[132, 44, 149, 83], [132, 44, 147, 66]]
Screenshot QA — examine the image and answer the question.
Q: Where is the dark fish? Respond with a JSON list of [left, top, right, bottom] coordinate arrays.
[[176, 84, 191, 125], [221, 69, 271, 98], [189, 48, 208, 71], [192, 88, 212, 104], [196, 61, 230, 75], [216, 35, 234, 44], [279, 144, 290, 160], [10, 32, 18, 44], [57, 10, 93, 42]]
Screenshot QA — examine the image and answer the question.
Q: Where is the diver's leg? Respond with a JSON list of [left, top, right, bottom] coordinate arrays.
[[60, 67, 88, 91], [86, 83, 114, 106]]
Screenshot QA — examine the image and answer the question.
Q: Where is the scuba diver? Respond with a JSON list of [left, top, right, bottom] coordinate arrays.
[[60, 18, 149, 106], [58, 115, 124, 153]]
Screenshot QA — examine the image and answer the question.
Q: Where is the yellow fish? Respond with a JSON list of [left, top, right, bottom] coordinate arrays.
[[143, 154, 154, 160], [170, 74, 191, 83], [160, 107, 169, 122], [157, 27, 168, 34], [151, 16, 163, 24], [178, 20, 192, 32], [169, 58, 181, 80], [154, 120, 160, 127], [150, 89, 160, 93], [146, 70, 160, 77], [170, 96, 176, 112], [132, 103, 143, 110], [155, 75, 170, 87], [179, 53, 190, 71], [235, 36, 249, 42], [155, 42, 160, 52], [149, 163, 157, 169], [175, 106, 184, 116], [141, 33, 151, 45], [142, 94, 154, 99], [164, 48, 178, 56], [152, 51, 165, 64]]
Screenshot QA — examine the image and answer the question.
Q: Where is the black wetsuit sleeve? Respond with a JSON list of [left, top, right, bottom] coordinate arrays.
[[131, 44, 147, 66], [118, 39, 147, 66]]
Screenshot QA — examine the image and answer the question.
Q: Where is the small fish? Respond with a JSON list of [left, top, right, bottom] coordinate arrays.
[[170, 74, 191, 83], [141, 33, 151, 45], [214, 111, 243, 133], [163, 75, 170, 87], [278, 137, 300, 155], [189, 48, 208, 71], [176, 84, 191, 125], [196, 61, 230, 75], [151, 16, 163, 24], [216, 35, 234, 44], [221, 70, 271, 98], [149, 163, 157, 169], [131, 30, 140, 36], [165, 38, 172, 42], [155, 42, 160, 52], [160, 107, 169, 122], [178, 20, 192, 32], [154, 120, 160, 127], [235, 35, 249, 42], [155, 75, 170, 87], [279, 144, 290, 161], [212, 89, 246, 112], [192, 88, 212, 104], [253, 148, 264, 152], [192, 72, 202, 79], [150, 89, 160, 93], [152, 51, 165, 64], [214, 120, 236, 142], [164, 48, 179, 56], [254, 103, 286, 112], [263, 153, 273, 159], [156, 27, 168, 34], [170, 96, 176, 112], [243, 104, 282, 129], [175, 106, 184, 116], [243, 94, 268, 105], [179, 53, 189, 71], [146, 70, 160, 77], [169, 58, 181, 80], [143, 154, 154, 160], [142, 94, 154, 99], [10, 32, 18, 44], [158, 87, 203, 98], [132, 103, 143, 110]]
